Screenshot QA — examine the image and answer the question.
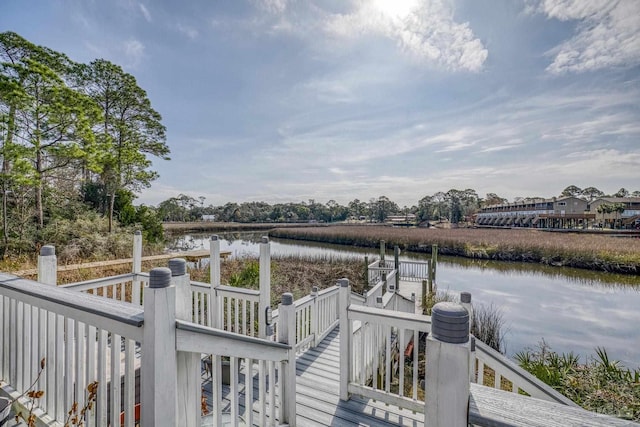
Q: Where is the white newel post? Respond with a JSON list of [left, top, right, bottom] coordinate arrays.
[[132, 230, 142, 305], [259, 236, 271, 339], [278, 293, 297, 426], [35, 246, 56, 401], [209, 235, 221, 328], [171, 259, 200, 427], [460, 292, 475, 383], [37, 245, 57, 285], [469, 336, 477, 383], [142, 268, 178, 427], [310, 286, 319, 347], [425, 302, 470, 427], [394, 245, 400, 290], [338, 278, 351, 401], [460, 292, 473, 332]]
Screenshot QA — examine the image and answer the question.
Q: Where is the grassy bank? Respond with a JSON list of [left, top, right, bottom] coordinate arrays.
[[270, 226, 640, 274]]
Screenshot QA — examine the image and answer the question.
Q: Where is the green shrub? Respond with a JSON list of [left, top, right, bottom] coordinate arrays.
[[515, 342, 640, 421]]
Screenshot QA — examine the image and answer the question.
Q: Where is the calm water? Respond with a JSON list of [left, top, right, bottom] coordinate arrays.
[[169, 232, 640, 368]]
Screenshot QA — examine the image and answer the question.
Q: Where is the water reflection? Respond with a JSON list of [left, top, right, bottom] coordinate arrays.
[[168, 232, 640, 367]]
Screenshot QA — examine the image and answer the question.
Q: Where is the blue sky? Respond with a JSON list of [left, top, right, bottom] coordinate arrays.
[[2, 0, 639, 207]]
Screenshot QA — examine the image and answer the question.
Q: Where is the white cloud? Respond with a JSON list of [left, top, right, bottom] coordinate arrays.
[[529, 0, 640, 73], [176, 23, 199, 40], [139, 3, 152, 22], [123, 39, 145, 66], [324, 0, 487, 72], [256, 0, 289, 14]]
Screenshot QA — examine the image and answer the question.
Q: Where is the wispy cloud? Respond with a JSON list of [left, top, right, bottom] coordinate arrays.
[[255, 0, 290, 14], [123, 39, 145, 67], [139, 3, 152, 22], [176, 23, 199, 40], [528, 0, 640, 73]]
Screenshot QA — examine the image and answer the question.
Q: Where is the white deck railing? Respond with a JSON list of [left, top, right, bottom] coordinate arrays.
[[270, 285, 340, 354], [398, 260, 430, 282], [472, 339, 577, 406], [59, 272, 148, 305], [0, 272, 144, 427], [340, 281, 431, 414]]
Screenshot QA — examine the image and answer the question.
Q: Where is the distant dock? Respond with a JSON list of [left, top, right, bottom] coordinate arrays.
[[11, 249, 231, 277]]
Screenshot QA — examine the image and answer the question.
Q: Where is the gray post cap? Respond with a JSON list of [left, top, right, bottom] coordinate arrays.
[[431, 302, 469, 344], [40, 245, 55, 256], [135, 230, 141, 235], [168, 258, 187, 276], [338, 278, 350, 287], [149, 267, 172, 288], [460, 292, 472, 304], [210, 235, 218, 241], [281, 292, 293, 305], [312, 286, 319, 294], [376, 296, 383, 304], [261, 236, 269, 243]]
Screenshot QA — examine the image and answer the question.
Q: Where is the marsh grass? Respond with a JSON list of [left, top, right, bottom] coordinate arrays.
[[189, 253, 367, 305], [270, 226, 640, 274], [515, 342, 640, 421]]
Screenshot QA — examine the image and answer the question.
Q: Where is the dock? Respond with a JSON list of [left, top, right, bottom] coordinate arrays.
[[11, 249, 231, 277]]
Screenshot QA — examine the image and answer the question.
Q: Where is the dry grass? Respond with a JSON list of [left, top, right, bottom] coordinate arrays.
[[270, 226, 640, 274], [189, 254, 367, 306]]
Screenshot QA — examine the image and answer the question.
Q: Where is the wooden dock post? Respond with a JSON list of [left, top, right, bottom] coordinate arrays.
[[364, 256, 369, 288], [431, 244, 438, 282], [381, 272, 387, 293], [132, 230, 142, 305], [37, 245, 57, 286], [428, 259, 434, 297], [425, 302, 470, 427], [278, 293, 297, 426], [421, 280, 427, 315], [338, 278, 351, 401], [171, 258, 200, 427], [394, 246, 400, 290], [142, 268, 177, 427], [259, 236, 271, 339], [379, 240, 385, 264], [209, 235, 221, 328]]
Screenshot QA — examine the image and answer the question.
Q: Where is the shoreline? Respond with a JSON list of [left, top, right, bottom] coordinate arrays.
[[268, 225, 640, 276]]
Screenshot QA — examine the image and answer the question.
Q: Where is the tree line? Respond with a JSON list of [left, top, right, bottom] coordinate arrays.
[[158, 190, 483, 224], [158, 185, 640, 225], [0, 32, 169, 255]]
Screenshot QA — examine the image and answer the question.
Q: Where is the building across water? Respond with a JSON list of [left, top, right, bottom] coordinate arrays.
[[475, 196, 640, 229]]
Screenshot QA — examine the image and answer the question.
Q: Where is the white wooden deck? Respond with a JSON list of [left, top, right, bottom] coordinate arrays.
[[203, 326, 423, 426], [294, 328, 422, 427]]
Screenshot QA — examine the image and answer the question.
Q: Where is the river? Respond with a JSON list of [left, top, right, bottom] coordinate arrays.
[[169, 232, 640, 368]]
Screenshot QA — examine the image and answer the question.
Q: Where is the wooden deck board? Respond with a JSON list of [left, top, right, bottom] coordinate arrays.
[[199, 327, 425, 426]]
